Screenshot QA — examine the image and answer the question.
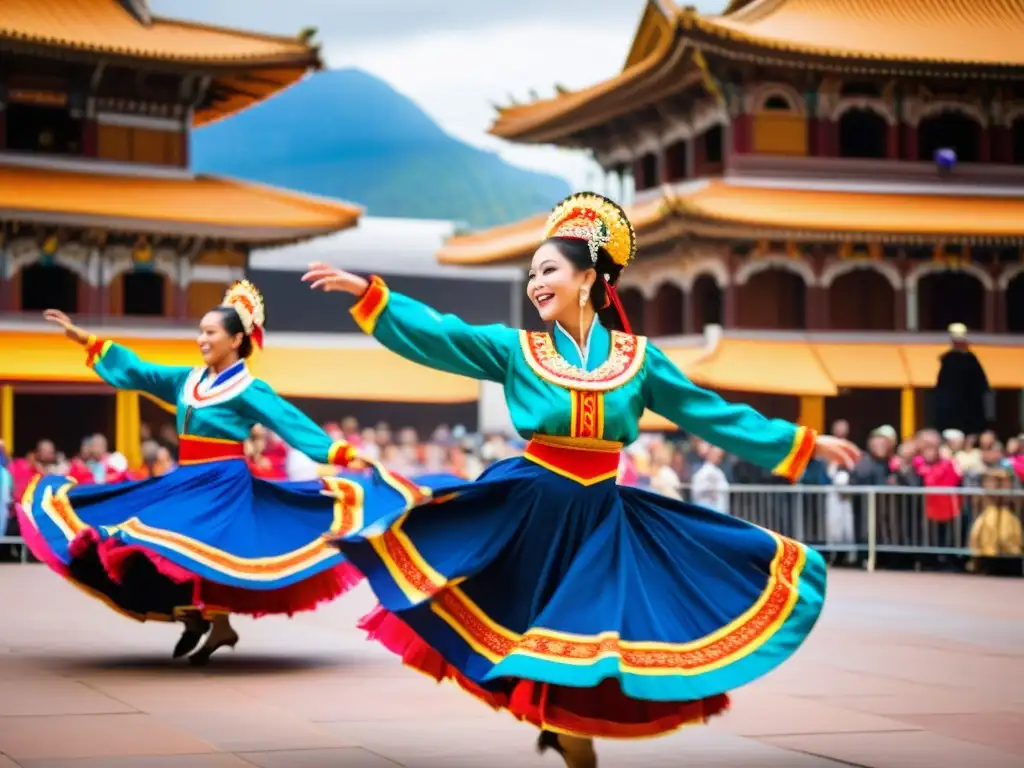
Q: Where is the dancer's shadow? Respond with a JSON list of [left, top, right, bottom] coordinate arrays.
[[30, 651, 352, 677]]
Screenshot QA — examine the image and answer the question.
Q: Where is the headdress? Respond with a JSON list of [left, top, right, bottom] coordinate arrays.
[[542, 192, 638, 334], [543, 192, 636, 269], [221, 280, 266, 349], [948, 322, 968, 340]]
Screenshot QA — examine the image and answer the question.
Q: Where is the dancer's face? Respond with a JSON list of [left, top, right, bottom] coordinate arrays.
[[527, 242, 594, 325], [198, 312, 242, 369]]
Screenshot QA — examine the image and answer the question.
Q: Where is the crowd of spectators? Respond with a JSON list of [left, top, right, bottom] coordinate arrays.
[[2, 417, 1022, 567]]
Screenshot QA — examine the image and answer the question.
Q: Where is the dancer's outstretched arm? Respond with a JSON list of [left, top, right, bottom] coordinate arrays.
[[643, 344, 859, 483], [303, 265, 517, 383], [242, 381, 357, 467], [43, 309, 190, 405]]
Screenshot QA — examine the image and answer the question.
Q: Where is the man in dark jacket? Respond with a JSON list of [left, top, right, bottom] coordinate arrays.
[[934, 323, 991, 437]]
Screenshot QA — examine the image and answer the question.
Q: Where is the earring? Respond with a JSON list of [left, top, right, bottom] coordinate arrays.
[[579, 287, 589, 307]]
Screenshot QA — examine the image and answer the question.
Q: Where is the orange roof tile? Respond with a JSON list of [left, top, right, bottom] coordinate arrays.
[[0, 165, 360, 245], [686, 339, 838, 397], [0, 331, 477, 403], [1, 0, 321, 124], [436, 194, 671, 265], [1, 0, 319, 65], [437, 181, 1024, 265], [812, 342, 911, 389], [674, 181, 1024, 239], [689, 0, 1024, 68], [491, 0, 1024, 144]]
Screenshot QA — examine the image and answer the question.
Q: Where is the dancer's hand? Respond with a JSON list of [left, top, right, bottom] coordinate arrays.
[[43, 309, 89, 345], [814, 435, 860, 470], [301, 262, 369, 296]]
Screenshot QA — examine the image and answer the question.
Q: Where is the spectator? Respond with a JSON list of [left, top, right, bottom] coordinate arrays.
[[0, 439, 11, 536], [824, 460, 854, 559], [691, 446, 730, 514], [830, 419, 850, 441], [934, 323, 991, 437], [968, 467, 1022, 561], [917, 439, 962, 552], [649, 442, 682, 500]]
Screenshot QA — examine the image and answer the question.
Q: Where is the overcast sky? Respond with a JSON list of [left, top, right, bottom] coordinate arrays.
[[153, 0, 728, 189]]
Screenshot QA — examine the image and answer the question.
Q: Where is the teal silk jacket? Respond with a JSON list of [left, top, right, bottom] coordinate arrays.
[[85, 336, 351, 466], [350, 277, 816, 482]]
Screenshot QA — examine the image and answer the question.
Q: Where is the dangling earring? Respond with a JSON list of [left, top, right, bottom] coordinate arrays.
[[578, 286, 589, 308]]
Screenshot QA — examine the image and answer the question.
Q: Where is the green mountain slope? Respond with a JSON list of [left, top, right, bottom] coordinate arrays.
[[191, 68, 570, 228]]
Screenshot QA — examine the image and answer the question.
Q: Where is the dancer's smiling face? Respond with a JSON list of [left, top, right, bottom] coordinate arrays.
[[527, 240, 596, 325], [197, 308, 246, 370]]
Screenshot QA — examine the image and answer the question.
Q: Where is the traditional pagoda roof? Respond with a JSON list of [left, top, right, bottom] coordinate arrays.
[[0, 0, 323, 125], [492, 0, 1024, 143], [436, 180, 1024, 265], [0, 163, 361, 246]]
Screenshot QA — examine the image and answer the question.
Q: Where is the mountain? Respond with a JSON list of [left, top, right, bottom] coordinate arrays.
[[190, 68, 570, 229]]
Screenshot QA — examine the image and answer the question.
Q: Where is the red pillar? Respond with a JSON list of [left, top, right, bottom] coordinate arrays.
[[82, 119, 98, 157], [723, 283, 738, 328], [903, 124, 918, 160], [979, 128, 991, 163], [984, 288, 996, 333], [886, 123, 900, 159], [894, 288, 907, 331], [732, 114, 751, 154]]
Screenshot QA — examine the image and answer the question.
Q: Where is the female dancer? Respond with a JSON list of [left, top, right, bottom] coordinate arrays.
[[303, 193, 859, 766], [20, 282, 424, 665]]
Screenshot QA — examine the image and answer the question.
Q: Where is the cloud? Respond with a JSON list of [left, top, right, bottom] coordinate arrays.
[[154, 1, 730, 191], [154, 0, 653, 44]]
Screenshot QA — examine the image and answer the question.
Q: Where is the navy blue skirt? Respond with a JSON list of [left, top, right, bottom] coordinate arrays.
[[18, 458, 434, 621], [335, 451, 826, 739]]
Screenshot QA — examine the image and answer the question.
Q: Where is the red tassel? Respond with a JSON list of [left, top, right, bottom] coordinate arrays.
[[251, 325, 265, 350], [603, 279, 632, 334]]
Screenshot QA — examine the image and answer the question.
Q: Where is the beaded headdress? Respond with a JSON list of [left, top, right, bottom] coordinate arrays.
[[543, 192, 636, 269], [221, 280, 266, 350]]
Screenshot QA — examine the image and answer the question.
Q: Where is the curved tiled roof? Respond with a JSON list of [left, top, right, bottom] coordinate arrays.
[[0, 0, 318, 64]]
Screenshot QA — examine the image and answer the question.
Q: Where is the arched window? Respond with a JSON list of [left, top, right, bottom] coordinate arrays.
[[616, 287, 646, 335], [123, 271, 167, 316], [763, 95, 793, 111], [916, 271, 984, 331], [19, 263, 79, 312], [1006, 273, 1024, 333], [691, 274, 723, 329], [838, 108, 889, 159], [736, 267, 806, 330], [650, 283, 685, 336], [918, 110, 982, 163], [827, 269, 896, 330]]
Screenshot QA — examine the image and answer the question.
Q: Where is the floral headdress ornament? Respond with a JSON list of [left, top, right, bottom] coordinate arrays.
[[221, 280, 266, 350], [542, 191, 637, 276]]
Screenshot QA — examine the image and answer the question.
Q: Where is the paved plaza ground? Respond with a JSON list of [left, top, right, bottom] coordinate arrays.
[[0, 565, 1022, 768]]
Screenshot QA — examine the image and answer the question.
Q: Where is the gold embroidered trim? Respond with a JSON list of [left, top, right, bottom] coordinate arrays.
[[519, 330, 647, 392]]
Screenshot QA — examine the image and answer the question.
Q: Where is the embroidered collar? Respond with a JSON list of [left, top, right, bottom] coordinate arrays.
[[182, 360, 254, 408], [553, 319, 603, 370], [519, 329, 647, 392]]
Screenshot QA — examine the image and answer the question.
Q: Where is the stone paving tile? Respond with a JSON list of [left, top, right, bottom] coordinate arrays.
[[157, 707, 355, 753], [0, 679, 136, 716], [0, 713, 216, 760], [759, 730, 1023, 768], [2, 566, 1022, 766], [712, 688, 918, 737], [238, 747, 402, 767], [893, 712, 1024, 756], [19, 755, 251, 768]]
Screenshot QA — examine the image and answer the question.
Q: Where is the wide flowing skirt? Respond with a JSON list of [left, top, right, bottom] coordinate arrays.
[[334, 451, 826, 740], [18, 458, 439, 621]]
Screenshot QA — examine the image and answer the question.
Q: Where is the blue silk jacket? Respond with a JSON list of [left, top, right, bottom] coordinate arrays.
[[85, 336, 353, 466], [349, 278, 816, 481]]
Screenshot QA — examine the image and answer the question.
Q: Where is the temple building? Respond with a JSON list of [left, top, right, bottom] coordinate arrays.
[[0, 0, 468, 461], [437, 0, 1024, 442]]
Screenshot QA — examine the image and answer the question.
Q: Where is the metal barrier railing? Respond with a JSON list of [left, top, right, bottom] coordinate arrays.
[[2, 485, 1022, 570], [671, 484, 1024, 572]]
